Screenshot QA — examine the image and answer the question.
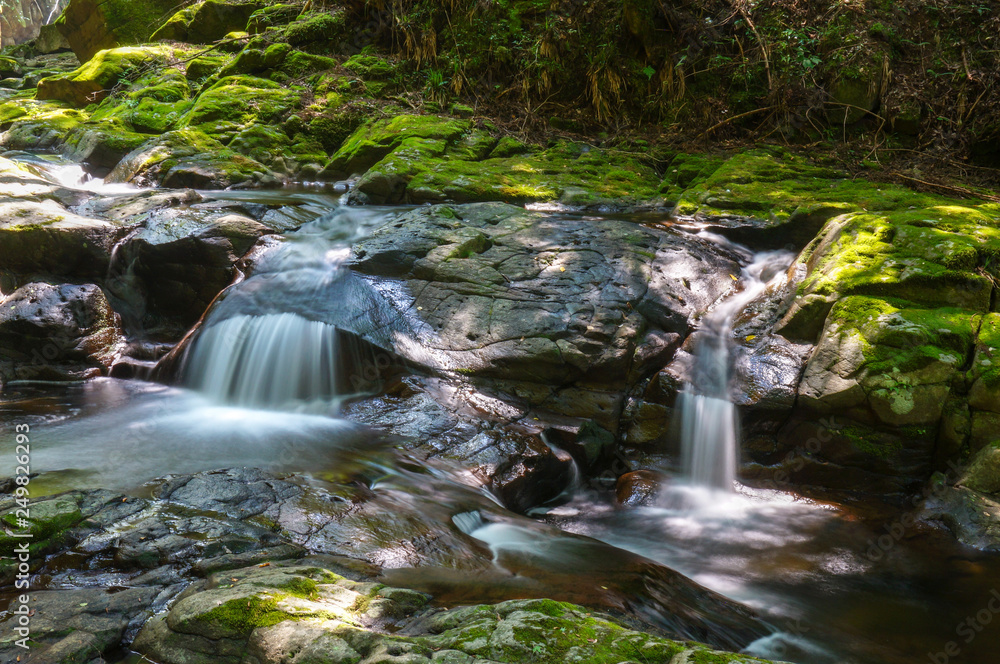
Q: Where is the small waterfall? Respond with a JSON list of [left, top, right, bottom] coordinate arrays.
[[185, 313, 341, 408], [181, 206, 412, 410], [679, 248, 794, 490]]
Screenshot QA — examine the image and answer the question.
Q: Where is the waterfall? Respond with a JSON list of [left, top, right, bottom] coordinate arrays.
[[181, 206, 413, 411], [185, 313, 341, 408], [679, 248, 794, 490]]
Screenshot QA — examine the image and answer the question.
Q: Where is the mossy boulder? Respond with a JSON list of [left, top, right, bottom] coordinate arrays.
[[402, 142, 664, 207], [36, 45, 172, 107], [325, 114, 471, 177], [61, 121, 151, 168], [769, 296, 980, 494], [778, 206, 1000, 341], [151, 0, 265, 44], [672, 149, 958, 247], [133, 562, 779, 664], [108, 128, 278, 188], [0, 56, 23, 78], [55, 0, 187, 61], [343, 54, 397, 80], [273, 9, 349, 48], [0, 98, 87, 150], [182, 75, 301, 135], [246, 4, 302, 34], [325, 114, 664, 207]]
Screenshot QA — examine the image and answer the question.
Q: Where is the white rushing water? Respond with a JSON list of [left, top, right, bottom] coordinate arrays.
[[185, 313, 342, 408], [678, 247, 794, 490]]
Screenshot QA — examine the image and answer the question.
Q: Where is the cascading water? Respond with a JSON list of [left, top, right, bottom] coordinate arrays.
[[182, 206, 414, 411], [678, 246, 794, 490]]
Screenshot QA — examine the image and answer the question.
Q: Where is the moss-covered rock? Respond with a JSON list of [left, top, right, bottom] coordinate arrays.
[[133, 563, 779, 664], [0, 97, 87, 150], [36, 45, 172, 107], [779, 206, 1000, 341], [55, 0, 187, 61], [151, 0, 265, 44], [325, 114, 664, 206], [671, 149, 962, 247], [108, 128, 277, 188], [182, 74, 300, 134]]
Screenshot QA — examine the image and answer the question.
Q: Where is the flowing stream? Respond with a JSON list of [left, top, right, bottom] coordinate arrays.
[[5, 153, 1000, 664], [678, 247, 794, 490]]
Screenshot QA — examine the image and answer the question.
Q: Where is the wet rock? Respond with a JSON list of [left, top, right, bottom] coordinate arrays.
[[110, 208, 271, 327], [616, 469, 666, 507], [0, 281, 125, 382], [348, 202, 740, 426], [768, 296, 979, 494], [920, 478, 1000, 551], [0, 198, 126, 278], [960, 443, 1000, 494], [0, 586, 160, 664], [133, 565, 778, 664]]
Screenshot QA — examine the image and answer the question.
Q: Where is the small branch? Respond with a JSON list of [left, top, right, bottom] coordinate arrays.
[[892, 173, 1000, 203], [697, 106, 774, 138]]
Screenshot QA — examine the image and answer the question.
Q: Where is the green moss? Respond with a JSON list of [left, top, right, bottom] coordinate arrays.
[[183, 75, 300, 129], [201, 594, 292, 635], [37, 46, 174, 107], [279, 11, 348, 47], [343, 54, 397, 80]]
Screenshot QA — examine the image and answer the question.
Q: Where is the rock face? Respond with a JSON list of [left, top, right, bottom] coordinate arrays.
[[0, 0, 67, 47], [55, 0, 185, 61], [347, 202, 741, 430], [0, 281, 124, 382], [747, 205, 1000, 495]]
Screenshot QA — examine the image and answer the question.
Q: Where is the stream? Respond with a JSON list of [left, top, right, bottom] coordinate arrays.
[[3, 153, 1000, 664]]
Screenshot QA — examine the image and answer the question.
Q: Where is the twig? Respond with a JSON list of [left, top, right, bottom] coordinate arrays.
[[892, 173, 1000, 202], [697, 106, 774, 138]]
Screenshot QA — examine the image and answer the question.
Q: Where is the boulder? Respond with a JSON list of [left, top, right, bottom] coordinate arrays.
[[151, 0, 266, 44], [55, 0, 186, 62], [0, 281, 125, 382], [107, 128, 279, 189], [761, 297, 979, 494], [111, 208, 271, 327], [0, 198, 125, 277], [37, 45, 173, 107], [34, 23, 72, 54], [346, 202, 740, 428]]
